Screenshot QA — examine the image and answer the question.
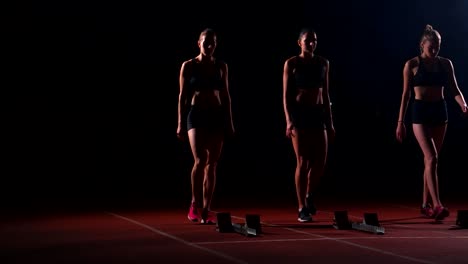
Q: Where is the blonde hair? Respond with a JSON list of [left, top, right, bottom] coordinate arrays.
[[199, 28, 216, 41], [420, 24, 441, 53]]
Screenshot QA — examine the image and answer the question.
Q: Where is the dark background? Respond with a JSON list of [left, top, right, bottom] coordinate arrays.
[[4, 0, 467, 211]]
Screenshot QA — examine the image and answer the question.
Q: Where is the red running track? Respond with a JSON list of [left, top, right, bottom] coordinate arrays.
[[2, 197, 468, 264]]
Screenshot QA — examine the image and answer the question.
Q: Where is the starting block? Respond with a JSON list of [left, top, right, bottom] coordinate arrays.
[[352, 212, 385, 235], [333, 210, 352, 230], [245, 214, 262, 234], [333, 211, 385, 234], [216, 212, 261, 237], [456, 210, 468, 228]]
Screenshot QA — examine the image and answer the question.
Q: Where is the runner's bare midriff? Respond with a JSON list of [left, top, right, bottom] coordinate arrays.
[[295, 87, 323, 105], [191, 90, 222, 108]]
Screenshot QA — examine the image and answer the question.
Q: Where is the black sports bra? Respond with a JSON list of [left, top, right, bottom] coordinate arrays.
[[293, 56, 326, 89], [412, 56, 447, 87], [189, 59, 223, 91]]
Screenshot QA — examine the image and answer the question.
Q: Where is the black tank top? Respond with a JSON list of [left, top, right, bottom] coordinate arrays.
[[293, 56, 326, 89], [189, 59, 223, 91], [412, 56, 447, 87]]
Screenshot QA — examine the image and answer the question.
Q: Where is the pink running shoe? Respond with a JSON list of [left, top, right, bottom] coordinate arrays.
[[433, 206, 450, 221], [187, 203, 199, 222], [420, 204, 434, 218], [201, 209, 216, 224]]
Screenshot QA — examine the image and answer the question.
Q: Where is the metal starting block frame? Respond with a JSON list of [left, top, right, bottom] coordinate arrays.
[[232, 223, 258, 236], [216, 212, 261, 237], [333, 211, 385, 235], [352, 222, 385, 235]]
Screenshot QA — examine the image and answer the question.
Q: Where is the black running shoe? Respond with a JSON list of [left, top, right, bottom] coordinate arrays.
[[305, 194, 317, 215], [298, 207, 312, 222]]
